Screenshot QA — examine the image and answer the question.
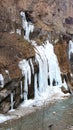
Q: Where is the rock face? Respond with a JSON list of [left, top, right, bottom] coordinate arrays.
[[0, 0, 73, 34], [0, 0, 73, 113]]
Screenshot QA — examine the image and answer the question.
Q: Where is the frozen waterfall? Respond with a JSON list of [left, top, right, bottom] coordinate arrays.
[[18, 39, 67, 104], [20, 11, 34, 41]]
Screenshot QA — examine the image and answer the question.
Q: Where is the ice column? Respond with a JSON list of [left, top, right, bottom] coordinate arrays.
[[0, 74, 4, 88], [19, 59, 31, 101], [44, 40, 62, 86], [68, 40, 73, 59], [10, 93, 14, 111], [20, 81, 23, 99], [35, 45, 48, 93], [29, 58, 34, 74], [34, 73, 39, 99]]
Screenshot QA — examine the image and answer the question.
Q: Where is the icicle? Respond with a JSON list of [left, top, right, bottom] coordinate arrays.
[[29, 58, 34, 74], [20, 81, 23, 99], [19, 59, 32, 101], [0, 74, 4, 88], [35, 45, 48, 93], [68, 40, 73, 59], [44, 40, 62, 86], [34, 73, 38, 99], [10, 93, 14, 111], [24, 69, 28, 100], [27, 63, 31, 85]]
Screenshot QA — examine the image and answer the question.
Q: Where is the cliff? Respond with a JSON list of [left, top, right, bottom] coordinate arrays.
[[0, 0, 73, 113]]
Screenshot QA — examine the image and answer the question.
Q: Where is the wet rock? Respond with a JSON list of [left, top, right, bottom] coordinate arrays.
[[0, 0, 73, 33], [65, 17, 73, 25], [54, 38, 70, 74], [61, 86, 69, 94]]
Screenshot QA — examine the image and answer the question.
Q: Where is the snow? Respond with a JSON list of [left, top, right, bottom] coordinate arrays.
[[20, 85, 69, 108], [0, 114, 14, 123], [16, 29, 21, 35]]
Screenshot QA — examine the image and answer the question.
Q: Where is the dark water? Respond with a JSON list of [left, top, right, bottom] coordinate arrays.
[[0, 96, 73, 130]]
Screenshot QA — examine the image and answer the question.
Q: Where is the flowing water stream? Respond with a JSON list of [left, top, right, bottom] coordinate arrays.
[[0, 96, 73, 130]]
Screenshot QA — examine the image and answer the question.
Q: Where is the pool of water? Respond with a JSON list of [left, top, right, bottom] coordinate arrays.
[[0, 96, 73, 130]]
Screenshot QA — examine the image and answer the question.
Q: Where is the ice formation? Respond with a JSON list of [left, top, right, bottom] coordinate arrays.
[[18, 11, 69, 106], [19, 59, 31, 100], [0, 114, 14, 123], [16, 29, 21, 35], [0, 74, 4, 88], [10, 93, 15, 111], [68, 40, 73, 59], [20, 81, 23, 99], [18, 39, 69, 105], [20, 11, 34, 41], [29, 58, 34, 74]]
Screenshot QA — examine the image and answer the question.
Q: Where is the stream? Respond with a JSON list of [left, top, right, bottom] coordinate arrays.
[[0, 96, 73, 130]]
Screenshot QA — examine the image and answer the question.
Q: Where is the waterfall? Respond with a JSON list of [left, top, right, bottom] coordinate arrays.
[[20, 11, 34, 41]]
